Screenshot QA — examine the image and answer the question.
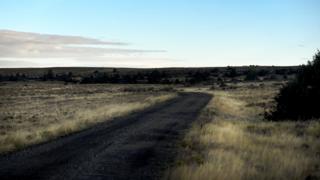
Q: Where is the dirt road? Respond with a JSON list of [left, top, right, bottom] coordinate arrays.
[[0, 92, 211, 180]]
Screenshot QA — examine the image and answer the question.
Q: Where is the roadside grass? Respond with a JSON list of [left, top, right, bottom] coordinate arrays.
[[0, 82, 177, 153], [166, 82, 320, 180]]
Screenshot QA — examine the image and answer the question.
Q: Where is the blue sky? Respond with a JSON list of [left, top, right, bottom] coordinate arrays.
[[0, 0, 319, 67]]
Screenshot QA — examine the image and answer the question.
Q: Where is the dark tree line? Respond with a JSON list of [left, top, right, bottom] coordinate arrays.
[[80, 70, 212, 84], [0, 66, 298, 84]]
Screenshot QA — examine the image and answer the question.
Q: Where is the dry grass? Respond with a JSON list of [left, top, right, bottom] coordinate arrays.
[[166, 82, 320, 180], [0, 82, 177, 153]]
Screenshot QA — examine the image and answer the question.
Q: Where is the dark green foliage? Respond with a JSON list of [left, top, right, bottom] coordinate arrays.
[[187, 71, 210, 84], [225, 66, 237, 78], [8, 74, 18, 81], [275, 68, 288, 75], [122, 74, 137, 84], [257, 69, 270, 76], [0, 66, 299, 84], [174, 79, 181, 84], [42, 69, 55, 81], [268, 51, 320, 120], [147, 70, 162, 84], [56, 72, 74, 82], [245, 66, 258, 81]]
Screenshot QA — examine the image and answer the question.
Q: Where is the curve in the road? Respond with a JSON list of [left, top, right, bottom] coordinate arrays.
[[0, 92, 212, 180]]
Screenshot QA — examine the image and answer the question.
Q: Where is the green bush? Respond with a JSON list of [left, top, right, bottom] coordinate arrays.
[[245, 67, 258, 81], [268, 51, 320, 120]]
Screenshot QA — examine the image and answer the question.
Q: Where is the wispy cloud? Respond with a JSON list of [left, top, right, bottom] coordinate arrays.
[[0, 30, 165, 59]]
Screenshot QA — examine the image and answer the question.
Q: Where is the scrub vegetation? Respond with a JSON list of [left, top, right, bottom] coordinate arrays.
[[268, 51, 320, 120], [166, 82, 320, 180], [0, 82, 177, 153]]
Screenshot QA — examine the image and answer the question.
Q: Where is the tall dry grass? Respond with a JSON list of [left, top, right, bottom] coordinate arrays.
[[0, 82, 177, 153], [166, 82, 320, 180]]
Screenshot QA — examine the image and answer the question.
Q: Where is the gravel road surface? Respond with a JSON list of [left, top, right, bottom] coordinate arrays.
[[0, 92, 211, 180]]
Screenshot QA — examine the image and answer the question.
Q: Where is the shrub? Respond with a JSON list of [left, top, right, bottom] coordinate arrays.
[[225, 66, 238, 78], [245, 67, 258, 81], [268, 51, 320, 120]]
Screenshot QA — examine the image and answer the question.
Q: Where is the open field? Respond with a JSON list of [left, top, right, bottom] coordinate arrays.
[[0, 82, 177, 153], [1, 80, 319, 179], [0, 92, 211, 179], [166, 82, 320, 180]]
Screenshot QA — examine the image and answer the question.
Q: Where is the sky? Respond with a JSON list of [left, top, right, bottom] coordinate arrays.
[[0, 0, 319, 68]]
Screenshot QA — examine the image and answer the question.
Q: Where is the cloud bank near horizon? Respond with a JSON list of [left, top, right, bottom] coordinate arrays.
[[0, 30, 172, 67]]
